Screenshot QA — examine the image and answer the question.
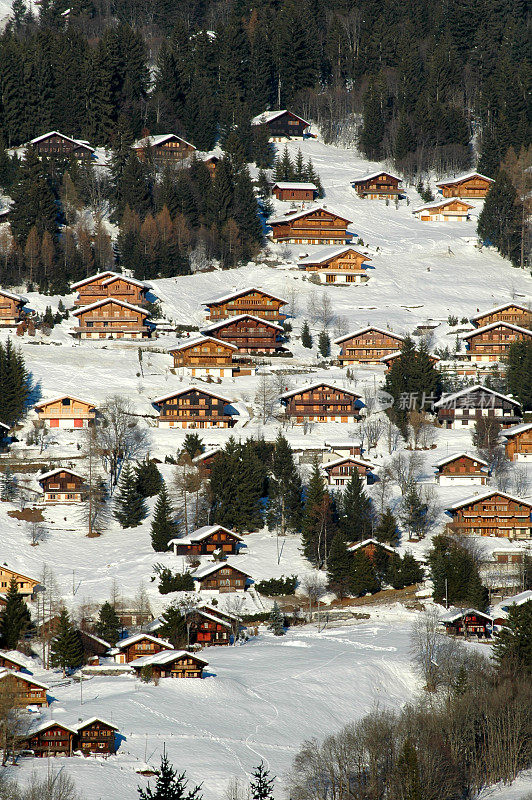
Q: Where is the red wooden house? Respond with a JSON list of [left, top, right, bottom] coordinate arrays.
[[347, 539, 396, 560], [188, 608, 232, 646], [21, 721, 77, 757], [334, 327, 405, 365], [433, 452, 490, 486], [251, 110, 310, 141], [169, 525, 243, 555], [132, 134, 196, 164], [204, 288, 287, 322], [192, 563, 251, 592], [433, 385, 522, 428], [269, 206, 352, 245], [272, 182, 317, 202], [502, 423, 532, 462], [435, 172, 494, 198], [460, 322, 532, 362], [152, 386, 236, 429], [380, 350, 439, 371], [471, 302, 532, 328], [279, 382, 363, 423], [322, 456, 375, 486], [130, 650, 207, 679], [0, 289, 27, 326], [38, 468, 85, 503], [112, 633, 174, 664], [351, 172, 402, 199], [440, 608, 493, 638], [446, 490, 532, 539], [202, 314, 285, 353]]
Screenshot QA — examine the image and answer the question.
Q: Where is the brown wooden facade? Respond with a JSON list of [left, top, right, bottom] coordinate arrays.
[[434, 453, 489, 485], [323, 457, 374, 486], [0, 567, 39, 598], [272, 182, 317, 202], [471, 303, 532, 328], [114, 634, 173, 664], [76, 719, 117, 755], [252, 110, 309, 140], [504, 424, 532, 462], [22, 722, 76, 757], [441, 610, 493, 638], [269, 207, 352, 245], [0, 671, 48, 706], [434, 386, 521, 429], [298, 247, 370, 284], [205, 289, 287, 322], [202, 315, 284, 353], [462, 322, 532, 362], [413, 198, 474, 221], [193, 564, 250, 592], [352, 172, 402, 199], [130, 651, 207, 679], [34, 395, 96, 429], [72, 272, 148, 307], [153, 387, 235, 429], [446, 491, 532, 539], [280, 383, 363, 423], [170, 525, 242, 555], [38, 469, 85, 503], [335, 327, 405, 364], [72, 298, 151, 339], [169, 337, 238, 378], [0, 290, 27, 326], [189, 609, 231, 646], [29, 132, 94, 159], [0, 652, 26, 671], [132, 134, 196, 164], [436, 173, 493, 198], [192, 448, 221, 477]]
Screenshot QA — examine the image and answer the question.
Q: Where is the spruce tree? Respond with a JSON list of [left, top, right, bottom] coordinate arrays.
[[117, 154, 153, 221], [327, 533, 354, 597], [301, 458, 335, 567], [51, 608, 84, 675], [359, 80, 385, 160], [252, 125, 274, 169], [250, 762, 275, 800], [9, 149, 58, 246], [234, 441, 264, 532], [95, 601, 121, 646], [0, 578, 31, 649], [477, 170, 522, 265], [506, 340, 532, 411], [400, 552, 424, 586], [350, 551, 380, 596], [138, 753, 203, 800], [318, 330, 330, 358], [0, 338, 29, 426], [158, 603, 188, 649], [301, 320, 312, 349], [339, 471, 373, 543], [401, 482, 428, 540], [268, 602, 285, 636], [267, 432, 303, 536], [151, 482, 178, 552], [114, 462, 148, 529], [135, 459, 163, 498], [395, 738, 422, 800], [493, 600, 532, 675], [374, 508, 400, 546], [182, 433, 204, 460]]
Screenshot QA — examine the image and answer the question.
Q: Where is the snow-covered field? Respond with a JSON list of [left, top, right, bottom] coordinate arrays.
[[1, 137, 531, 797]]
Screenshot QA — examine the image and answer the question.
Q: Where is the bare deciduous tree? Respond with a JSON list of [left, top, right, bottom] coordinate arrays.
[[254, 373, 278, 421], [94, 395, 149, 487], [388, 452, 425, 495]]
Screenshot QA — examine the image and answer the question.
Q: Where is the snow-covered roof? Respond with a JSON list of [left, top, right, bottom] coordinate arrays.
[[324, 440, 361, 447], [322, 456, 374, 471], [168, 525, 243, 546], [269, 205, 352, 225], [446, 490, 532, 511], [192, 447, 222, 464], [202, 314, 284, 333], [298, 246, 370, 266], [74, 717, 118, 731], [494, 590, 532, 616], [334, 326, 405, 345], [471, 302, 531, 322], [440, 607, 493, 623], [501, 422, 532, 438], [34, 394, 96, 410], [70, 271, 119, 289], [347, 538, 396, 554], [193, 609, 231, 628], [0, 650, 31, 670], [152, 386, 233, 405], [72, 298, 149, 316], [168, 336, 238, 353], [251, 110, 310, 127], [197, 603, 239, 620], [433, 384, 521, 408], [273, 182, 317, 191], [433, 452, 488, 468], [205, 287, 288, 306], [37, 468, 85, 482], [192, 562, 251, 580], [115, 633, 173, 650], [435, 171, 494, 187], [102, 274, 149, 289], [460, 321, 532, 339], [279, 381, 362, 400], [0, 669, 49, 689], [413, 197, 474, 213], [29, 131, 94, 152], [351, 171, 401, 184], [26, 719, 78, 736], [132, 133, 196, 150], [0, 288, 28, 303], [129, 649, 207, 668]]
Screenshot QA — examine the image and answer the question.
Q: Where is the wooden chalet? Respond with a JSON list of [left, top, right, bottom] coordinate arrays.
[[112, 633, 173, 664], [169, 336, 240, 378], [380, 350, 439, 371], [21, 721, 77, 757], [279, 382, 363, 423], [433, 385, 522, 429], [203, 155, 219, 175], [131, 134, 196, 164], [440, 608, 493, 638], [0, 670, 48, 706], [0, 289, 27, 326], [481, 550, 526, 596], [334, 327, 405, 365], [192, 447, 221, 477], [347, 539, 396, 561], [322, 456, 375, 486], [351, 172, 402, 199], [152, 386, 236, 429], [435, 172, 494, 198], [192, 563, 251, 592], [460, 322, 532, 362], [27, 131, 94, 159], [169, 525, 243, 556], [412, 198, 474, 221], [130, 650, 207, 679], [204, 287, 287, 322], [251, 110, 310, 141], [269, 206, 352, 245], [324, 440, 363, 459], [492, 590, 532, 625], [202, 315, 285, 354], [446, 490, 532, 539], [71, 271, 150, 307], [188, 608, 232, 646], [471, 302, 532, 329], [298, 246, 370, 284], [0, 651, 29, 672], [75, 718, 117, 755], [34, 395, 96, 429], [37, 468, 85, 503], [272, 182, 317, 202], [502, 423, 532, 462], [433, 452, 490, 486], [72, 298, 152, 340], [0, 566, 40, 599]]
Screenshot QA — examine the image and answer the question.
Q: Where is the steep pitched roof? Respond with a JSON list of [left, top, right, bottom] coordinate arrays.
[[202, 314, 284, 333], [435, 171, 494, 187], [168, 336, 238, 354], [251, 110, 310, 127], [0, 669, 49, 689], [470, 302, 531, 322], [298, 246, 370, 266], [269, 205, 352, 225], [446, 490, 532, 511], [322, 456, 374, 471], [433, 384, 521, 409], [205, 287, 287, 306], [460, 321, 532, 339], [279, 381, 362, 400], [334, 326, 405, 345], [29, 131, 94, 153], [347, 538, 396, 554], [152, 386, 233, 405], [115, 633, 173, 650], [70, 271, 119, 290]]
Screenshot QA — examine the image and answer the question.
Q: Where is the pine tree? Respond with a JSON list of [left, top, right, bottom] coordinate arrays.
[[374, 507, 400, 545], [250, 761, 275, 800], [327, 533, 354, 596], [493, 600, 532, 675], [401, 482, 428, 540], [0, 338, 29, 427], [267, 432, 303, 536], [428, 535, 488, 610], [318, 330, 330, 358], [301, 320, 312, 348], [339, 471, 373, 542], [233, 166, 263, 258], [158, 603, 188, 649], [182, 433, 204, 460], [117, 154, 153, 221], [506, 340, 532, 411], [477, 170, 522, 265], [395, 738, 422, 800], [400, 552, 424, 586], [234, 441, 264, 532], [350, 550, 380, 596], [252, 125, 274, 169], [9, 148, 58, 246], [268, 602, 285, 636], [113, 462, 148, 529], [301, 458, 335, 567], [359, 80, 385, 160], [135, 459, 163, 498], [151, 482, 178, 552], [50, 608, 84, 675], [138, 753, 203, 800], [0, 578, 31, 649], [95, 601, 121, 646], [273, 147, 293, 182]]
